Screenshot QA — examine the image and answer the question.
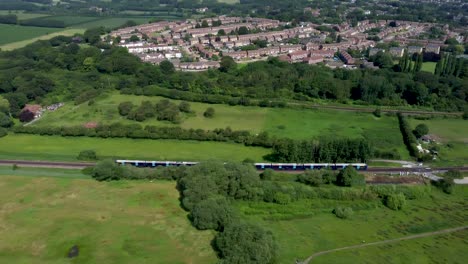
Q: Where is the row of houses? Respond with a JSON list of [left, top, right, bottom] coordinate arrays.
[[369, 44, 442, 57]]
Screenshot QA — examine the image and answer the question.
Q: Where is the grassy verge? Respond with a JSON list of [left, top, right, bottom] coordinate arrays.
[[237, 185, 468, 263], [0, 134, 270, 162], [0, 166, 87, 178], [0, 175, 216, 263]]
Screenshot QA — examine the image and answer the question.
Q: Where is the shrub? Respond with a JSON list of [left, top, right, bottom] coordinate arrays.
[[384, 193, 406, 210], [333, 206, 354, 219], [91, 160, 126, 181], [190, 196, 237, 231], [435, 178, 455, 194], [118, 101, 134, 116], [273, 192, 291, 205], [77, 150, 98, 161], [413, 123, 429, 138], [19, 110, 35, 123], [203, 107, 215, 118], [0, 127, 7, 138], [373, 108, 381, 117], [178, 101, 192, 113], [214, 222, 277, 264], [336, 167, 365, 187], [0, 112, 13, 128], [297, 170, 323, 187]]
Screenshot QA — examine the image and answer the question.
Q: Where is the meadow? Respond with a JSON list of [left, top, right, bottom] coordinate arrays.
[[34, 93, 409, 158], [408, 117, 468, 165], [0, 175, 216, 264], [0, 134, 270, 162], [0, 24, 62, 45], [237, 185, 468, 263]]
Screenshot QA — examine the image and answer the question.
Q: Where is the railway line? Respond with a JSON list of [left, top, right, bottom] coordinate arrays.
[[0, 159, 467, 173]]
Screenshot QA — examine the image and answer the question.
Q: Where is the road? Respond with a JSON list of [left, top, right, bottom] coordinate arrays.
[[301, 225, 468, 264]]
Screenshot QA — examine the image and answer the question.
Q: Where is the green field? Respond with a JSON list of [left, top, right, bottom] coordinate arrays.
[[0, 134, 269, 162], [421, 62, 437, 74], [0, 24, 62, 45], [35, 93, 409, 158], [0, 10, 50, 20], [0, 175, 216, 263], [238, 185, 468, 263], [0, 166, 87, 178], [0, 28, 84, 50], [408, 117, 468, 165]]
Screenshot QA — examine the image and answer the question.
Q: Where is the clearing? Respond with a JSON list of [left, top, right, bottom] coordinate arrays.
[[0, 175, 216, 264]]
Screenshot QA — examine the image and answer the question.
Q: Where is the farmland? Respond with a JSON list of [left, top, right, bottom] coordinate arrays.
[[34, 93, 409, 158], [0, 134, 269, 162], [0, 175, 216, 264], [237, 185, 468, 263], [0, 24, 62, 46]]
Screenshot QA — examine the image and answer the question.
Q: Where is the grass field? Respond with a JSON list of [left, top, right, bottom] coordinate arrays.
[[408, 117, 468, 165], [0, 28, 84, 50], [237, 185, 468, 263], [0, 10, 50, 20], [421, 62, 437, 74], [0, 166, 87, 178], [0, 134, 270, 162], [34, 93, 409, 158], [0, 24, 62, 46], [0, 175, 216, 263]]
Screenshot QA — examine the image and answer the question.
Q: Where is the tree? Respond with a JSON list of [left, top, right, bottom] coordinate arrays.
[[190, 196, 237, 231], [160, 60, 175, 75], [19, 110, 34, 123], [0, 112, 13, 128], [77, 150, 98, 161], [297, 170, 323, 187], [0, 127, 7, 138], [373, 51, 394, 69], [91, 159, 126, 181], [215, 222, 277, 264], [437, 178, 455, 194], [373, 108, 381, 117], [217, 29, 226, 36], [201, 20, 209, 28], [129, 35, 140, 42], [204, 107, 215, 118], [413, 123, 429, 138], [238, 26, 249, 35], [0, 96, 10, 114], [178, 101, 192, 113], [336, 166, 365, 187], [384, 193, 406, 210], [219, 56, 236, 72], [118, 101, 134, 116]]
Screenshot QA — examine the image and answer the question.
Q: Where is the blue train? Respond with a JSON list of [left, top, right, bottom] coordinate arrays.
[[115, 160, 368, 171]]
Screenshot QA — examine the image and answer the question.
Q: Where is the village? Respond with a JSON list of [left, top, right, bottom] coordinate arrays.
[[107, 14, 466, 71]]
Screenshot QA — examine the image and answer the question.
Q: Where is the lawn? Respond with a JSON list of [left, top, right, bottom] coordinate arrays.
[[0, 175, 216, 264], [237, 185, 468, 263], [421, 62, 437, 74], [408, 117, 468, 165], [34, 93, 408, 157], [0, 134, 270, 162], [0, 24, 62, 46]]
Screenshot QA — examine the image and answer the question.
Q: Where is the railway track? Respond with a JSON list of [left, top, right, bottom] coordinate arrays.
[[0, 160, 466, 173]]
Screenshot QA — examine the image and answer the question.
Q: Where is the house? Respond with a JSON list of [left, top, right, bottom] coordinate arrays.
[[279, 44, 303, 53], [389, 47, 405, 57], [289, 50, 309, 61], [425, 44, 440, 54], [369, 48, 383, 57], [339, 50, 355, 64], [407, 46, 423, 54], [21, 104, 43, 119], [303, 56, 323, 64]]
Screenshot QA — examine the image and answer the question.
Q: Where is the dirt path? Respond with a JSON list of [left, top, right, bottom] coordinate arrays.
[[301, 225, 468, 264]]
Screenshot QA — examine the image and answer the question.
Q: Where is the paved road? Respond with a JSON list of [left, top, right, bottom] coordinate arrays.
[[301, 226, 468, 264]]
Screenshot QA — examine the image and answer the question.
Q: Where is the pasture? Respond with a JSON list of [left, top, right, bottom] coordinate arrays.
[[0, 28, 84, 50], [0, 24, 62, 46], [0, 10, 50, 20], [0, 175, 216, 264], [34, 93, 408, 158], [237, 185, 468, 263], [0, 134, 269, 162]]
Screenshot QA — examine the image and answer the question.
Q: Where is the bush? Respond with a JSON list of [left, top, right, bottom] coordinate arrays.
[[214, 222, 277, 264], [0, 112, 13, 128], [373, 108, 381, 117], [204, 107, 215, 118], [118, 101, 134, 116], [190, 197, 237, 231], [336, 167, 365, 187], [273, 192, 291, 205], [413, 123, 429, 138], [297, 170, 323, 187], [178, 101, 192, 113], [0, 127, 7, 138], [333, 206, 354, 219], [90, 160, 126, 181], [77, 150, 98, 161], [435, 178, 455, 194], [384, 193, 406, 210]]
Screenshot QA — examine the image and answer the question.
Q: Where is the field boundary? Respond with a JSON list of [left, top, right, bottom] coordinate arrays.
[[301, 225, 468, 263]]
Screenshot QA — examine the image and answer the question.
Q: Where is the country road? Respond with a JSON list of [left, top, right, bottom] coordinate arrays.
[[301, 226, 468, 264]]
